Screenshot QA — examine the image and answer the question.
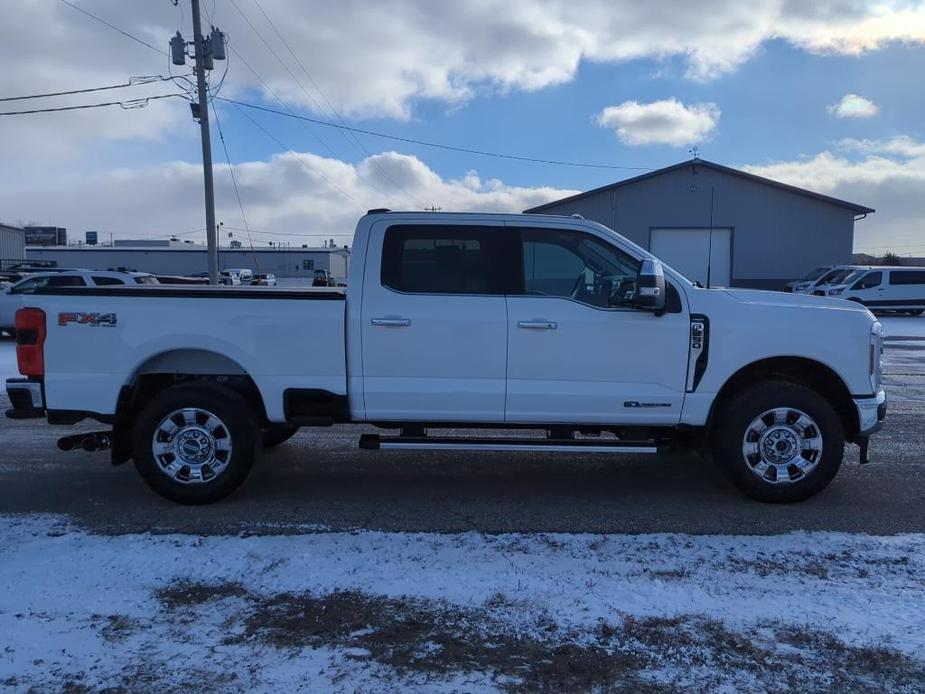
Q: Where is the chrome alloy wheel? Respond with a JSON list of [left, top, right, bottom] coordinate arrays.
[[741, 407, 823, 485], [152, 408, 232, 484]]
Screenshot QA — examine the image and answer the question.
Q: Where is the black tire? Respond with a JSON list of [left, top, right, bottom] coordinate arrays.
[[711, 381, 844, 503], [262, 424, 299, 448], [132, 382, 260, 504]]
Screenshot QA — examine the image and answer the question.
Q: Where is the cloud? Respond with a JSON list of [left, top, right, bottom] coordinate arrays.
[[827, 93, 879, 118], [0, 151, 579, 244], [1, 0, 923, 140], [597, 99, 720, 146], [742, 137, 925, 254]]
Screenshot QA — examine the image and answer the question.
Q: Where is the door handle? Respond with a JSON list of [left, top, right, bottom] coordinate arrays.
[[517, 320, 557, 330], [371, 317, 411, 327]]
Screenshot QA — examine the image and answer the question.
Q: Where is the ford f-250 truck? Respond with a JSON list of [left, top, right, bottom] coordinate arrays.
[[5, 211, 886, 504]]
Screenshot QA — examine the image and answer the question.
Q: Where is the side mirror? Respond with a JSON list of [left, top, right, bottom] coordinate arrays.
[[635, 259, 666, 313]]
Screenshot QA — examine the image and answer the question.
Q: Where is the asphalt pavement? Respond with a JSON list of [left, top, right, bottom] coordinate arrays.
[[0, 330, 923, 536]]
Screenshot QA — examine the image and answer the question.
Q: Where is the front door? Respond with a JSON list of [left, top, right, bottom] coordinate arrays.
[[505, 225, 690, 425], [360, 222, 513, 422]]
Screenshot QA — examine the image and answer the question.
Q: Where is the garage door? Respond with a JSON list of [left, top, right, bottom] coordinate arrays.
[[649, 228, 732, 288]]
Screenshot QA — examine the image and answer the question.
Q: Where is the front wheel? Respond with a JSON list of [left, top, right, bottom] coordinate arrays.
[[132, 383, 260, 504], [711, 381, 844, 503]]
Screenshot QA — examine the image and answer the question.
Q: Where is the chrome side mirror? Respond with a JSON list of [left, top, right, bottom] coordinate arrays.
[[635, 259, 666, 313]]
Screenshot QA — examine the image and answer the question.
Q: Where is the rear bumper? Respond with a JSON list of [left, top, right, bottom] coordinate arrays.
[[853, 389, 886, 436], [5, 378, 45, 419]]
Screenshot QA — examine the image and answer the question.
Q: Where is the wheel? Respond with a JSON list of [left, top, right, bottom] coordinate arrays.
[[262, 423, 299, 448], [711, 381, 844, 503], [132, 383, 259, 504]]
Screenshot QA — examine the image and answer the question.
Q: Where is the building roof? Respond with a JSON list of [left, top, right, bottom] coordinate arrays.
[[524, 158, 875, 215]]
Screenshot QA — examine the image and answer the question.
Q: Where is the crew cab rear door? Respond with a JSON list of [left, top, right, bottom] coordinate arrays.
[[360, 220, 515, 421], [504, 222, 690, 425]]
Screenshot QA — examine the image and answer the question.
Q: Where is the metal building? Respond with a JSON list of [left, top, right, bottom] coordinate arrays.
[[1, 223, 27, 268], [525, 159, 875, 289], [24, 245, 350, 282]]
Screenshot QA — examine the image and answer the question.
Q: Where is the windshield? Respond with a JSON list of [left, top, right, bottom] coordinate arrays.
[[837, 269, 865, 286], [803, 266, 829, 281], [815, 268, 851, 286]]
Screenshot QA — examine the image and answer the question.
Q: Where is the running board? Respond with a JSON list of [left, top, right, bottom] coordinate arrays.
[[359, 434, 660, 454]]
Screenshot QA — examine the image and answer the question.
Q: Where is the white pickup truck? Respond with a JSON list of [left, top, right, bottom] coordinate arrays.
[[5, 211, 886, 504]]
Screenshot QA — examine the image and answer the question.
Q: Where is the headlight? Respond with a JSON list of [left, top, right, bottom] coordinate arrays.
[[828, 287, 844, 295]]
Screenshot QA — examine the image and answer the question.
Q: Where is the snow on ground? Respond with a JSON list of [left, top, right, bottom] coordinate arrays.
[[0, 339, 15, 383], [1, 515, 924, 692]]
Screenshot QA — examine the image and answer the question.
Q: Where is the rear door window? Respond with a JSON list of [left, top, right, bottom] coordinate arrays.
[[889, 270, 925, 285], [92, 276, 125, 286], [381, 225, 515, 295]]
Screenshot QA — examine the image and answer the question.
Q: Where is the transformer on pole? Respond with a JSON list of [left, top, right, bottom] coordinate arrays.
[[170, 2, 226, 284]]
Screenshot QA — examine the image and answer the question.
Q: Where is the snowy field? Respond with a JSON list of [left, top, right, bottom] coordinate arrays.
[[2, 515, 925, 691]]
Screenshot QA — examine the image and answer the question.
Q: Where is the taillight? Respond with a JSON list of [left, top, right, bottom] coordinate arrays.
[[16, 308, 46, 377]]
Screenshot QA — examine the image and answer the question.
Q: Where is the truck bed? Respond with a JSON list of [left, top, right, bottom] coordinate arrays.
[[29, 285, 347, 421]]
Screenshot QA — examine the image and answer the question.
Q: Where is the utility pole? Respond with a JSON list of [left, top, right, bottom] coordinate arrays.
[[170, 1, 225, 284]]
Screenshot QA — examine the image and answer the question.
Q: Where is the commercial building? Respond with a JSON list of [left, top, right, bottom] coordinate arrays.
[[24, 245, 350, 281], [23, 226, 67, 247], [525, 159, 875, 289], [1, 223, 26, 268]]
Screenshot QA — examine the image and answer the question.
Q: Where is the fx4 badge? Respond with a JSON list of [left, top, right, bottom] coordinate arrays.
[[58, 312, 118, 327]]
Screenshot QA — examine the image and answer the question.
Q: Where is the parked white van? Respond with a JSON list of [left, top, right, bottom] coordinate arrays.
[[793, 265, 857, 294], [832, 267, 925, 315]]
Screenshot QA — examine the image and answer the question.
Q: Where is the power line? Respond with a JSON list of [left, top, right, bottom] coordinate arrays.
[[222, 6, 408, 207], [216, 97, 652, 171], [0, 75, 187, 103], [0, 93, 185, 116], [58, 0, 166, 56], [246, 0, 426, 209], [211, 100, 260, 271], [225, 98, 362, 209]]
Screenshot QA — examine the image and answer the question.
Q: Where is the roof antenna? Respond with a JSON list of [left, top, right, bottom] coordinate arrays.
[[706, 185, 715, 289]]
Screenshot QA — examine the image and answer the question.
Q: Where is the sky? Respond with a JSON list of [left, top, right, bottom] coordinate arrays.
[[1, 1, 924, 255]]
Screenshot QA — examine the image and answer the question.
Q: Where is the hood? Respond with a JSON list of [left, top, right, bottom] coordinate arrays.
[[720, 287, 872, 313]]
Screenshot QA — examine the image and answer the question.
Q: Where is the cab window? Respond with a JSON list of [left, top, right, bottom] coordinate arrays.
[[381, 225, 512, 295], [853, 271, 882, 290], [92, 276, 125, 286], [519, 228, 640, 309]]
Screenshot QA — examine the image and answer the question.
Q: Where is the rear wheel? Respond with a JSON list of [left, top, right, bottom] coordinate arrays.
[[711, 381, 844, 503], [262, 423, 299, 448], [132, 383, 259, 504]]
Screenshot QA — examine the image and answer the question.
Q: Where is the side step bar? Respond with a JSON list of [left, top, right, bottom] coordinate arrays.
[[359, 434, 659, 454]]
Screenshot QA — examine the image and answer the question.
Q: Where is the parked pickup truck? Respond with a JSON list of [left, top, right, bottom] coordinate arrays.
[[5, 211, 886, 504]]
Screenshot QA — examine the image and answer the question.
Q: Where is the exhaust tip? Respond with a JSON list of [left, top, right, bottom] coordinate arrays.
[[57, 437, 75, 451]]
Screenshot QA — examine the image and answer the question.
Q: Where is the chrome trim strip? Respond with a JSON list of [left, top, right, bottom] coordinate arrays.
[[377, 442, 658, 453]]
